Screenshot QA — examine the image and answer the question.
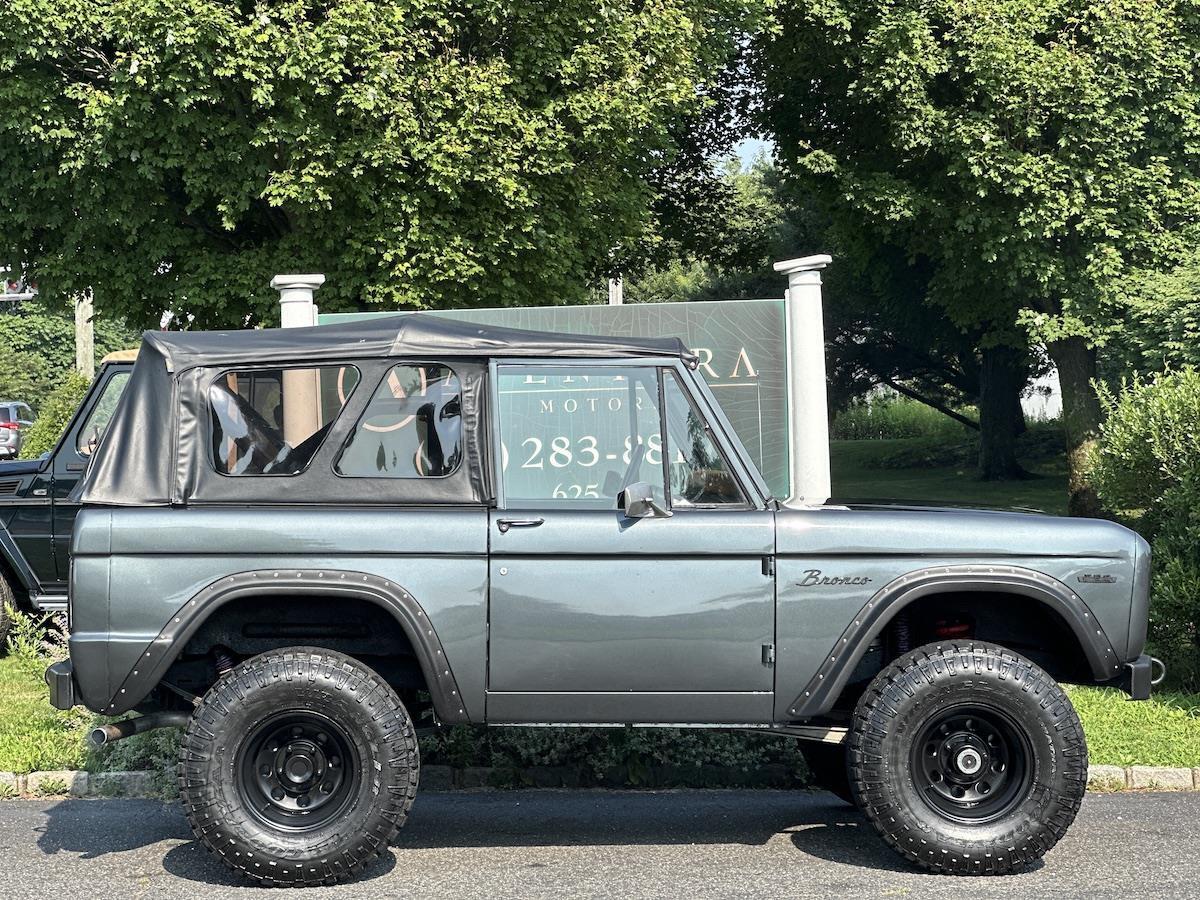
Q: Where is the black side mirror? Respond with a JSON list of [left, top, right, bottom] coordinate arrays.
[[618, 481, 672, 519]]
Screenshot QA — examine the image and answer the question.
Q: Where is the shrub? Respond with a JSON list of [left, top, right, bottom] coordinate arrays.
[[18, 370, 89, 460], [831, 394, 973, 441], [1092, 368, 1200, 690]]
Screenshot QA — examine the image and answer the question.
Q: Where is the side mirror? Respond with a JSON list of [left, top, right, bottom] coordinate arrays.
[[618, 481, 672, 519]]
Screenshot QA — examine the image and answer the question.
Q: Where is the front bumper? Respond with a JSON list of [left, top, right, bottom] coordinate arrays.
[[45, 660, 77, 710], [1120, 654, 1164, 701]]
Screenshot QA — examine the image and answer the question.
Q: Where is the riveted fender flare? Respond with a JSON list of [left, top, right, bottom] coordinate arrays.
[[784, 564, 1124, 720], [102, 569, 469, 723]]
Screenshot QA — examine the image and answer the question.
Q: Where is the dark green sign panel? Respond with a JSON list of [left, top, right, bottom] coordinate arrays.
[[319, 300, 790, 496]]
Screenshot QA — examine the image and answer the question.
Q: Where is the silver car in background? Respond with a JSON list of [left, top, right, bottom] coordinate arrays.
[[0, 401, 34, 459]]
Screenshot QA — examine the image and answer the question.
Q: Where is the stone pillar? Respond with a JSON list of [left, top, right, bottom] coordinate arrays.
[[272, 274, 325, 444], [774, 254, 833, 507]]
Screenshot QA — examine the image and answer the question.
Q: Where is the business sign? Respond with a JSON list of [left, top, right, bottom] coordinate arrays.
[[319, 300, 790, 497]]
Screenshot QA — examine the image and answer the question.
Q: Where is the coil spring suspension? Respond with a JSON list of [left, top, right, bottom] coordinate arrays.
[[213, 646, 236, 678], [892, 611, 911, 658]]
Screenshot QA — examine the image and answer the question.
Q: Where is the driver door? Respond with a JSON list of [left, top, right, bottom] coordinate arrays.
[[486, 360, 776, 725]]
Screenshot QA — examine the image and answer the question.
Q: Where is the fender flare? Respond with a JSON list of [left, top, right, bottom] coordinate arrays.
[[103, 568, 469, 723], [785, 564, 1124, 720]]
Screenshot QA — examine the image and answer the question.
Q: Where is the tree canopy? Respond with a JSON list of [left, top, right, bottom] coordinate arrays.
[[758, 0, 1200, 510], [0, 0, 761, 327]]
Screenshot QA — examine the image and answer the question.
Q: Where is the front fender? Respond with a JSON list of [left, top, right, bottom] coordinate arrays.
[[783, 564, 1124, 720]]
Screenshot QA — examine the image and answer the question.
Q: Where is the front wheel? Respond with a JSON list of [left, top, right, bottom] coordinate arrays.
[[849, 641, 1087, 875], [178, 647, 419, 886]]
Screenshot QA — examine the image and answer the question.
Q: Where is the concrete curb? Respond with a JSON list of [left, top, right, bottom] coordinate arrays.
[[3, 764, 1200, 797]]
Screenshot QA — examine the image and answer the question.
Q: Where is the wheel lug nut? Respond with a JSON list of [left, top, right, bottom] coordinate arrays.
[[260, 765, 271, 776], [330, 756, 340, 768], [297, 794, 311, 808], [271, 787, 285, 801], [317, 733, 327, 744], [319, 782, 333, 794]]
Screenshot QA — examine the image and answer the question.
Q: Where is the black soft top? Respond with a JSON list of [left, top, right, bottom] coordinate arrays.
[[142, 313, 693, 373], [78, 314, 693, 507]]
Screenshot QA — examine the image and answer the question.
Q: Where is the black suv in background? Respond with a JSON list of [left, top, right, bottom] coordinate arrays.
[[0, 401, 34, 459], [0, 360, 132, 641]]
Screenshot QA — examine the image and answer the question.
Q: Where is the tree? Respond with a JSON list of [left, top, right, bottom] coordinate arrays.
[[0, 0, 762, 329], [758, 0, 1200, 514]]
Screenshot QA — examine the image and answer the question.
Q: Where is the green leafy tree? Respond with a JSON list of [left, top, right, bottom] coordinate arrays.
[[758, 0, 1200, 513], [0, 0, 762, 329]]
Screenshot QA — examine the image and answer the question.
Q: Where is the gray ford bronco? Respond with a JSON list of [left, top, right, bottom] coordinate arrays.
[[47, 315, 1155, 885]]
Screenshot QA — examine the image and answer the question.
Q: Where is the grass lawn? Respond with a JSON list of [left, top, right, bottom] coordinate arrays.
[[1, 651, 1197, 776], [0, 652, 89, 775], [831, 438, 1069, 515]]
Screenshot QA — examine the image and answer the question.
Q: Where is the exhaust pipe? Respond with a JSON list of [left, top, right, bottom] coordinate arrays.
[[89, 711, 192, 747]]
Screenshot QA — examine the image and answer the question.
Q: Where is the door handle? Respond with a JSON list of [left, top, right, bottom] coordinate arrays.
[[496, 517, 544, 534]]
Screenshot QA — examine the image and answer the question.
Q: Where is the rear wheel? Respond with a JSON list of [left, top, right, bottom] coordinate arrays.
[[178, 647, 419, 886], [848, 641, 1087, 875]]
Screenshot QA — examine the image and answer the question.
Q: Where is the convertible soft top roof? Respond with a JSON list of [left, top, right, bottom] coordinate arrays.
[[78, 313, 695, 507], [142, 313, 695, 373]]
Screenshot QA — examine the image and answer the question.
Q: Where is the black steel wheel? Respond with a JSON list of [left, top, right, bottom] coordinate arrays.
[[910, 705, 1032, 823], [237, 711, 360, 831], [849, 641, 1087, 875], [0, 573, 14, 653], [179, 647, 419, 886]]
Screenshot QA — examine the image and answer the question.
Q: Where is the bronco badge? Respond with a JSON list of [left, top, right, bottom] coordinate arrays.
[[797, 569, 873, 587]]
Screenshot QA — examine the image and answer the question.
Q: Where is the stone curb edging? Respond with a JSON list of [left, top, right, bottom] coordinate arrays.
[[2, 765, 1197, 798]]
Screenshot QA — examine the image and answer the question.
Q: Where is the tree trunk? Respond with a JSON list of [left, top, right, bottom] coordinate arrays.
[[978, 345, 1027, 480], [1046, 336, 1103, 517]]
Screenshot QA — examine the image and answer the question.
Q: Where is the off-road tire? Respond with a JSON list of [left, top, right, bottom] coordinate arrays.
[[848, 641, 1087, 875], [0, 574, 14, 654], [802, 742, 854, 805], [178, 647, 419, 886]]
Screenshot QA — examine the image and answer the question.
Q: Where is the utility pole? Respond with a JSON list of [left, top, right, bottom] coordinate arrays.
[[75, 291, 95, 379], [607, 276, 623, 306]]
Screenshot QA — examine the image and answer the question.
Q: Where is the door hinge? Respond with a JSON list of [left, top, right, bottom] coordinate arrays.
[[762, 556, 775, 577], [761, 643, 775, 667]]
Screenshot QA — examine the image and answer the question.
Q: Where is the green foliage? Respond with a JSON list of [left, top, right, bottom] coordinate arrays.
[[0, 0, 764, 328], [759, 0, 1200, 343], [1118, 250, 1200, 373], [831, 395, 971, 442], [1092, 369, 1200, 689], [0, 308, 135, 410], [18, 370, 89, 459], [862, 420, 1064, 471]]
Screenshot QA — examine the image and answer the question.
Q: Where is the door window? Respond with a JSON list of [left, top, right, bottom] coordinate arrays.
[[662, 371, 747, 507], [496, 365, 664, 507], [76, 371, 131, 456]]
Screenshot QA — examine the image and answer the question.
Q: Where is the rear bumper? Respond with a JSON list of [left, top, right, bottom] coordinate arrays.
[[45, 660, 77, 710], [1120, 654, 1163, 701]]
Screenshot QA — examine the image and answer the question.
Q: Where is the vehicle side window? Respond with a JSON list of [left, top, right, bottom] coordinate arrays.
[[209, 366, 359, 476], [662, 371, 747, 508], [76, 371, 132, 456], [496, 365, 664, 507], [335, 364, 463, 478]]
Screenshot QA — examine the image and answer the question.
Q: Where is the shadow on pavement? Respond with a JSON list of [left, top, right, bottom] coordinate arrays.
[[35, 790, 939, 883]]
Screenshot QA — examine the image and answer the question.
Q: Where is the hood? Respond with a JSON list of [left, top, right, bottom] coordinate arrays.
[[777, 504, 1139, 560], [0, 457, 47, 477]]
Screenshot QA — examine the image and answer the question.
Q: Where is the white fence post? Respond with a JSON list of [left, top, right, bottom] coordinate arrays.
[[775, 254, 833, 507]]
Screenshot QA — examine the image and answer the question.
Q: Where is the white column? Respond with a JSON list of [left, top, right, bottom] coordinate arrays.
[[774, 254, 833, 507], [273, 273, 324, 328], [74, 291, 95, 379], [272, 274, 325, 444]]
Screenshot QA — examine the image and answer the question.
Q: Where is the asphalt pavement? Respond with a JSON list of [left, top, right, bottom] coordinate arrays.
[[0, 789, 1193, 898]]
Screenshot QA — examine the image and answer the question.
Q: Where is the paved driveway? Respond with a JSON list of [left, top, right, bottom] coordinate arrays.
[[0, 790, 1193, 898]]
